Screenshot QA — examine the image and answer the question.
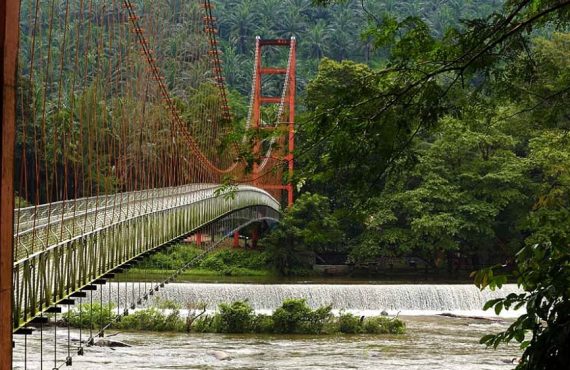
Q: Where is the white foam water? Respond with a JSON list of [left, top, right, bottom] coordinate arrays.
[[101, 282, 523, 318]]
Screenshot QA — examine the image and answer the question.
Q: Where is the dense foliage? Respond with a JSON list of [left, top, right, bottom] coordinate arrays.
[[16, 0, 231, 203], [193, 298, 406, 335], [135, 244, 272, 276], [474, 242, 570, 370], [64, 299, 406, 335], [290, 0, 570, 367], [294, 16, 570, 269], [263, 193, 343, 275], [215, 0, 503, 94]]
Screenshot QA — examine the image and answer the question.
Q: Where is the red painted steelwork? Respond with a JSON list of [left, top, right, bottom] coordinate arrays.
[[233, 232, 240, 248], [252, 38, 296, 207], [1, 1, 20, 368]]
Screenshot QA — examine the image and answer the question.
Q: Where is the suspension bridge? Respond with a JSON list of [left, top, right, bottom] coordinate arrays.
[[1, 1, 296, 368]]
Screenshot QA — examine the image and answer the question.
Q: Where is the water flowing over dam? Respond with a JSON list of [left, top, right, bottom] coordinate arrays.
[[104, 283, 522, 317]]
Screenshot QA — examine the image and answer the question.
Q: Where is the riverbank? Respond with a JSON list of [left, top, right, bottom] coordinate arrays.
[[127, 244, 277, 281], [126, 243, 485, 284]]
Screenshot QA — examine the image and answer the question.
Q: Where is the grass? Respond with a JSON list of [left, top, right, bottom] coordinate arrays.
[[117, 267, 274, 282], [121, 244, 275, 280]]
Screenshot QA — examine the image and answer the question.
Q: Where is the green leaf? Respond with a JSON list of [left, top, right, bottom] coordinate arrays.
[[483, 298, 503, 311], [480, 334, 496, 346], [514, 330, 525, 343], [494, 302, 504, 315]]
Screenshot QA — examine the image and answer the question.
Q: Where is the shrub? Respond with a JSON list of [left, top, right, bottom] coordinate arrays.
[[338, 313, 362, 334], [270, 298, 333, 334], [252, 314, 274, 333], [63, 303, 114, 329], [138, 244, 201, 270], [64, 300, 406, 336], [191, 315, 216, 333], [217, 300, 255, 333], [198, 249, 270, 272], [272, 298, 313, 334], [199, 253, 226, 271], [362, 317, 406, 334], [117, 308, 184, 332], [303, 305, 333, 334]]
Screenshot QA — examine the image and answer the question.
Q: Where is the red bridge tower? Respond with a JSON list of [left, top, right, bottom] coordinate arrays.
[[251, 37, 296, 207]]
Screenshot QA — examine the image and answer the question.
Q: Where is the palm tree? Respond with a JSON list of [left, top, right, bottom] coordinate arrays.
[[219, 0, 257, 54], [329, 6, 360, 61], [275, 8, 307, 39], [221, 45, 250, 93], [302, 20, 332, 59]]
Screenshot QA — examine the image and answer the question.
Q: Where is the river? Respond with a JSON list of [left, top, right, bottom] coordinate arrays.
[[12, 283, 522, 369]]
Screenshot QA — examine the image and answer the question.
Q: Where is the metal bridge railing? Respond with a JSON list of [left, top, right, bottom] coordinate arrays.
[[12, 184, 280, 330]]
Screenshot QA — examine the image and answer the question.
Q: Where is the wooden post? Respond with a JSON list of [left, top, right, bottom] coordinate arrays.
[[1, 1, 20, 368]]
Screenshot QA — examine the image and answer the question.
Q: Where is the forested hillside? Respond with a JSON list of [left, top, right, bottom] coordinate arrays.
[[214, 0, 504, 94], [264, 0, 570, 274]]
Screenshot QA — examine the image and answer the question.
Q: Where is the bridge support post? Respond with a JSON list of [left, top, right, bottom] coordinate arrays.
[[252, 227, 259, 249], [233, 232, 240, 249], [1, 1, 20, 368], [196, 232, 202, 247]]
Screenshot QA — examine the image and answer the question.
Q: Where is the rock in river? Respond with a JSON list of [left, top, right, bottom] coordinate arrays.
[[93, 339, 131, 348], [209, 350, 231, 361]]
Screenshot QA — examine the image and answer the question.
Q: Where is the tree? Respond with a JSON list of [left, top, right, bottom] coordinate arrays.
[[350, 112, 531, 266], [299, 58, 441, 202], [263, 193, 343, 275], [219, 0, 257, 54]]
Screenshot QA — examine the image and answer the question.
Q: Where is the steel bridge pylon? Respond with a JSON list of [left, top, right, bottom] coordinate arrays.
[[251, 37, 296, 207]]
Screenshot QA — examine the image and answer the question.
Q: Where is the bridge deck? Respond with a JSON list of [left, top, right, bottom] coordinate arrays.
[[12, 184, 280, 330]]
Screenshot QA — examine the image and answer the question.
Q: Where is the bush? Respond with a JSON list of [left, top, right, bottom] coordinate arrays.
[[362, 317, 406, 334], [191, 315, 217, 333], [137, 244, 201, 270], [272, 299, 313, 333], [252, 314, 274, 333], [199, 249, 270, 272], [271, 298, 334, 334], [117, 308, 185, 332], [304, 305, 334, 334], [199, 253, 226, 271], [217, 300, 255, 333], [64, 301, 406, 336], [63, 303, 114, 329], [339, 313, 362, 334]]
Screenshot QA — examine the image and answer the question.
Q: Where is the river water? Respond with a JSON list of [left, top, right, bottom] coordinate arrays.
[[13, 283, 522, 369]]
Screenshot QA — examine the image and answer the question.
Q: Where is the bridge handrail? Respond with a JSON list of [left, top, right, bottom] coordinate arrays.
[[13, 186, 279, 266], [14, 184, 217, 226], [15, 185, 217, 236], [14, 185, 220, 260]]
